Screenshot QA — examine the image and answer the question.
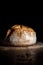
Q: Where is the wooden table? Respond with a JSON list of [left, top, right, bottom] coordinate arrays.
[[0, 43, 43, 65]]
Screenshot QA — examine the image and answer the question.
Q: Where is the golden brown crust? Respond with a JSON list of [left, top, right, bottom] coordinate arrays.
[[6, 24, 35, 38]]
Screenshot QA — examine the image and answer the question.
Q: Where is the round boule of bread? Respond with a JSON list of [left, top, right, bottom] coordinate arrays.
[[5, 24, 37, 46]]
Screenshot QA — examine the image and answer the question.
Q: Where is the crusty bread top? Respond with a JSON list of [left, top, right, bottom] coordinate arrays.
[[6, 24, 35, 38]]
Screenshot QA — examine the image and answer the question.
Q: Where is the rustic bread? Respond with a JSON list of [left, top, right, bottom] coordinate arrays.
[[5, 24, 37, 46]]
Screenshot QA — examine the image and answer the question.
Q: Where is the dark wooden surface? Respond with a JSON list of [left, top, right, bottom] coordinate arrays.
[[0, 43, 43, 65]]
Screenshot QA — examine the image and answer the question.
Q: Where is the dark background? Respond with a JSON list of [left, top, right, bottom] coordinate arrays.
[[0, 15, 43, 42]]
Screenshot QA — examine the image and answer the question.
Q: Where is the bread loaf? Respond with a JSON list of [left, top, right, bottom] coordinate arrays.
[[5, 24, 37, 46]]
